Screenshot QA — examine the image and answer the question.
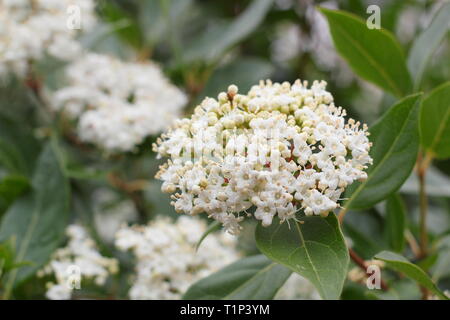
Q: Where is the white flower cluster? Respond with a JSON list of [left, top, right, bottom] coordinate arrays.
[[0, 0, 97, 78], [154, 80, 372, 234], [50, 53, 187, 152], [39, 224, 118, 300], [115, 216, 239, 299]]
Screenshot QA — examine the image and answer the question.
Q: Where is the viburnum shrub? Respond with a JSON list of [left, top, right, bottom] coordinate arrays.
[[0, 0, 449, 301]]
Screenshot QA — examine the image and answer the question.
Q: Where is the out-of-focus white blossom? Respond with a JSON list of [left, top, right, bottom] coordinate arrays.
[[93, 189, 138, 244], [271, 1, 354, 86], [154, 80, 372, 234], [271, 23, 305, 64], [0, 0, 97, 78], [50, 53, 187, 152], [396, 0, 448, 44], [115, 216, 239, 300], [275, 274, 321, 300], [39, 224, 118, 300]]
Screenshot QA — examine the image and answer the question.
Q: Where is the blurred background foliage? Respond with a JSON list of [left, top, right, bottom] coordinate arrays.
[[0, 0, 449, 299]]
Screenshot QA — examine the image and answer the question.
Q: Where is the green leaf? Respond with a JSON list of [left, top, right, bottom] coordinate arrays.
[[375, 251, 449, 300], [0, 140, 70, 292], [183, 255, 291, 300], [183, 0, 273, 64], [319, 8, 411, 97], [195, 220, 221, 251], [197, 57, 274, 104], [255, 214, 349, 300], [407, 3, 450, 90], [366, 278, 421, 300], [0, 140, 25, 175], [384, 194, 406, 253], [419, 82, 450, 159], [344, 93, 422, 210], [0, 238, 32, 280]]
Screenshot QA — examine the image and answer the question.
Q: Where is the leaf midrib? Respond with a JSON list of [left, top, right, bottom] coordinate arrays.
[[380, 259, 449, 300], [293, 221, 324, 295]]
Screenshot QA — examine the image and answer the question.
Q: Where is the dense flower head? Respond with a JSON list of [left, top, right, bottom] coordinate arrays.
[[0, 0, 97, 78], [50, 53, 187, 152], [154, 80, 372, 234], [115, 216, 239, 299], [39, 224, 118, 300]]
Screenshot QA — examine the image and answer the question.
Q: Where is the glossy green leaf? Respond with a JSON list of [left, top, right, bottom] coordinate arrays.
[[183, 0, 273, 63], [375, 251, 449, 300], [407, 3, 450, 89], [319, 8, 411, 97], [183, 255, 291, 300], [419, 82, 450, 159], [384, 194, 406, 253], [255, 214, 349, 300], [0, 141, 70, 291], [345, 93, 422, 210]]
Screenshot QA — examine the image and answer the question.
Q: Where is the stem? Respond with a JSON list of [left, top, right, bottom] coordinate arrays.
[[405, 229, 421, 259], [418, 167, 428, 257], [417, 152, 432, 258], [349, 248, 389, 291]]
